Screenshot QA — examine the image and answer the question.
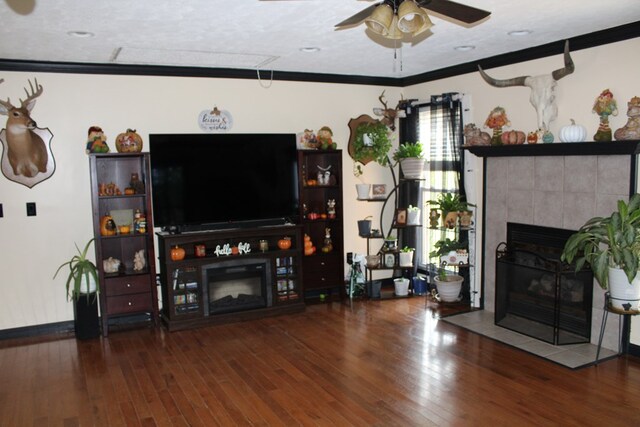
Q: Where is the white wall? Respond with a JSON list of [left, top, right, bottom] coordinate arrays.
[[0, 72, 400, 330], [403, 37, 640, 345], [3, 36, 640, 347]]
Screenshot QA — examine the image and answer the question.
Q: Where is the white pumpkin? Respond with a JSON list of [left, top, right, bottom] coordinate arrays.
[[559, 119, 587, 142]]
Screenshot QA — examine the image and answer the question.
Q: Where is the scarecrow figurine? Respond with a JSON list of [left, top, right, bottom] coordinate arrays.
[[484, 106, 510, 145], [86, 126, 110, 153], [592, 89, 618, 142]]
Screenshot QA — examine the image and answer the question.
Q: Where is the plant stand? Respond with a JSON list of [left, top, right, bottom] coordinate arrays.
[[74, 294, 100, 339], [595, 292, 640, 364]]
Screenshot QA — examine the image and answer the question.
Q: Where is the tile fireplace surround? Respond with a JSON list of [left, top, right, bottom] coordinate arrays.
[[466, 142, 640, 351]]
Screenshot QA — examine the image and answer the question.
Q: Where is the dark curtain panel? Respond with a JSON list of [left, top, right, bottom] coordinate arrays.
[[430, 93, 465, 197]]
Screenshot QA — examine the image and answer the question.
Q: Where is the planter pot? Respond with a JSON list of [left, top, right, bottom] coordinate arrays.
[[413, 276, 427, 295], [357, 219, 372, 237], [367, 280, 382, 299], [407, 208, 421, 225], [356, 184, 371, 200], [608, 267, 640, 311], [399, 158, 426, 179], [399, 251, 414, 267], [73, 293, 100, 340], [434, 275, 463, 302], [365, 254, 380, 268], [394, 278, 410, 296]]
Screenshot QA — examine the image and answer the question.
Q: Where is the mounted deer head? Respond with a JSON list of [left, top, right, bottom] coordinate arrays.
[[478, 40, 575, 132], [0, 78, 48, 178], [373, 90, 406, 131]]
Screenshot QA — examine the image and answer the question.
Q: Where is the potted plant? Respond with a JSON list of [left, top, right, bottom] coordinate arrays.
[[393, 141, 425, 179], [433, 268, 464, 302], [561, 194, 640, 311], [352, 121, 392, 167], [399, 246, 414, 267], [53, 238, 101, 339], [428, 193, 476, 229], [430, 238, 467, 260]]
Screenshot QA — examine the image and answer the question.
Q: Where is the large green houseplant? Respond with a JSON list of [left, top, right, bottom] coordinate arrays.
[[352, 121, 392, 167], [54, 238, 101, 339], [561, 194, 640, 310], [54, 238, 100, 300], [428, 193, 475, 229]]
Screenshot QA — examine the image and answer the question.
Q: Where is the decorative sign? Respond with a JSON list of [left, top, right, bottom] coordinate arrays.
[[213, 242, 251, 257], [198, 107, 233, 132]]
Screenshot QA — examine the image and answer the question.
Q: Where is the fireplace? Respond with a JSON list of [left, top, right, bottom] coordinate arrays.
[[495, 223, 593, 345], [202, 258, 272, 316]]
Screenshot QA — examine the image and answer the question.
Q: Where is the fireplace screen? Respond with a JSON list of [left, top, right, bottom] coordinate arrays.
[[495, 223, 593, 345]]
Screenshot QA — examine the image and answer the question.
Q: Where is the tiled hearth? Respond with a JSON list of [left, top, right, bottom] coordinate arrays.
[[467, 142, 640, 351]]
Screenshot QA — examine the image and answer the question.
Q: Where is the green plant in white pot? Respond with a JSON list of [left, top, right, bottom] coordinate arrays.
[[352, 121, 392, 167], [433, 268, 463, 303], [54, 238, 100, 300], [561, 194, 640, 311], [393, 141, 425, 179], [54, 238, 101, 339], [399, 246, 414, 267]]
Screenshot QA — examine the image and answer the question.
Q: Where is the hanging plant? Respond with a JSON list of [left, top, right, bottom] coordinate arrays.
[[352, 121, 392, 167]]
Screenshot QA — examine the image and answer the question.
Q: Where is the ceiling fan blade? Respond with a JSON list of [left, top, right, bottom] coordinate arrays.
[[335, 3, 381, 28], [417, 0, 491, 24]]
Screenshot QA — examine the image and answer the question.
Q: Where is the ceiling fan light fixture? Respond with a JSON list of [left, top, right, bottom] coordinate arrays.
[[365, 3, 394, 36], [397, 0, 427, 34], [386, 15, 404, 40], [411, 11, 433, 37]]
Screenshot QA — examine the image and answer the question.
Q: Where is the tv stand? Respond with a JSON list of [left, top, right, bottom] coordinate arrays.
[[157, 225, 305, 331]]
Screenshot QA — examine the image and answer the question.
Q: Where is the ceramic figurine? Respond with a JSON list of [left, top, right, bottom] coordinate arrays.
[[463, 123, 490, 146], [484, 106, 510, 145], [327, 199, 336, 219], [614, 96, 640, 140], [592, 89, 618, 141], [130, 173, 145, 194], [321, 228, 333, 253], [317, 126, 337, 150], [86, 126, 109, 153], [133, 250, 146, 271]]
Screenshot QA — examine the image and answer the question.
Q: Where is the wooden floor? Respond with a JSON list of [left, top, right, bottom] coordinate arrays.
[[2, 297, 640, 426]]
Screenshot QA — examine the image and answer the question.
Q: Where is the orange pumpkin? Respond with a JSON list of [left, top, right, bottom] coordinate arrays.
[[124, 187, 135, 195], [170, 245, 186, 261], [277, 237, 292, 250], [231, 246, 239, 255]]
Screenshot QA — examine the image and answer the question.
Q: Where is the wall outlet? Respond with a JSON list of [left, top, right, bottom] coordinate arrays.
[[26, 202, 36, 216]]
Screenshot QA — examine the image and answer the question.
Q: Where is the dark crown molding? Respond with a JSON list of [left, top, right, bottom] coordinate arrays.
[[0, 21, 638, 87]]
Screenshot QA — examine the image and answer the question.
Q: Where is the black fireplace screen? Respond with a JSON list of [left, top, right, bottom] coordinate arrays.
[[495, 223, 593, 345]]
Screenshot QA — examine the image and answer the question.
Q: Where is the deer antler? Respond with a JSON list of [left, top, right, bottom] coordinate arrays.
[[0, 78, 16, 111], [20, 78, 43, 108], [378, 90, 388, 110]]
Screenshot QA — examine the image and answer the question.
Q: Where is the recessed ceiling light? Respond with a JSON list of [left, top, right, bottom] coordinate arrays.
[[508, 30, 532, 36], [300, 47, 320, 53], [454, 45, 475, 52], [67, 31, 95, 38]]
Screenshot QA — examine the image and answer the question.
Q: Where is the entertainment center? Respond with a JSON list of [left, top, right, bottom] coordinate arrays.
[[156, 225, 305, 331]]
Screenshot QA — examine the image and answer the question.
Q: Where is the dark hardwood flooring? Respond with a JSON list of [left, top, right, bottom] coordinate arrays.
[[1, 297, 640, 426]]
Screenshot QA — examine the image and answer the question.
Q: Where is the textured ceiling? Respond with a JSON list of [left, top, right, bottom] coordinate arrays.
[[1, 0, 639, 78]]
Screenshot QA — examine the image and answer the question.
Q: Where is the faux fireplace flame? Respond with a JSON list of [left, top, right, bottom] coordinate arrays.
[[495, 223, 593, 345]]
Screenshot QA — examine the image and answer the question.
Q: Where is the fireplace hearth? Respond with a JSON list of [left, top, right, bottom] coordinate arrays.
[[495, 223, 593, 345]]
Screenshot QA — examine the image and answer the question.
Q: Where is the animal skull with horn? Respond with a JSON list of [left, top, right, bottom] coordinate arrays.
[[478, 40, 574, 132]]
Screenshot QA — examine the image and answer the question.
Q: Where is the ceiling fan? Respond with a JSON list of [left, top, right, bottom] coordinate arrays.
[[335, 0, 491, 29]]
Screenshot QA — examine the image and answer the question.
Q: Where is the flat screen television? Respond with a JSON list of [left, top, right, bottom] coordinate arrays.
[[149, 133, 299, 232]]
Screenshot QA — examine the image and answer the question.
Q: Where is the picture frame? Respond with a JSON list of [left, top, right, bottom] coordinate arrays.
[[384, 253, 396, 268], [371, 184, 387, 199], [395, 208, 407, 225]]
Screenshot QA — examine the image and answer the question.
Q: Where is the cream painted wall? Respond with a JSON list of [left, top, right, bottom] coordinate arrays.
[[3, 37, 640, 347], [0, 72, 401, 330], [404, 37, 640, 345]]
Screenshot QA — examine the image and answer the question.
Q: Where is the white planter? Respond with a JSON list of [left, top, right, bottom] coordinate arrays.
[[356, 183, 371, 200], [434, 275, 463, 302], [399, 251, 414, 267], [608, 267, 640, 311], [394, 278, 410, 296], [399, 158, 426, 179], [407, 208, 421, 225]]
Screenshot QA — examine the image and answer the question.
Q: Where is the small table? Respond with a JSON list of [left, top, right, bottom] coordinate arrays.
[[595, 292, 640, 364]]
